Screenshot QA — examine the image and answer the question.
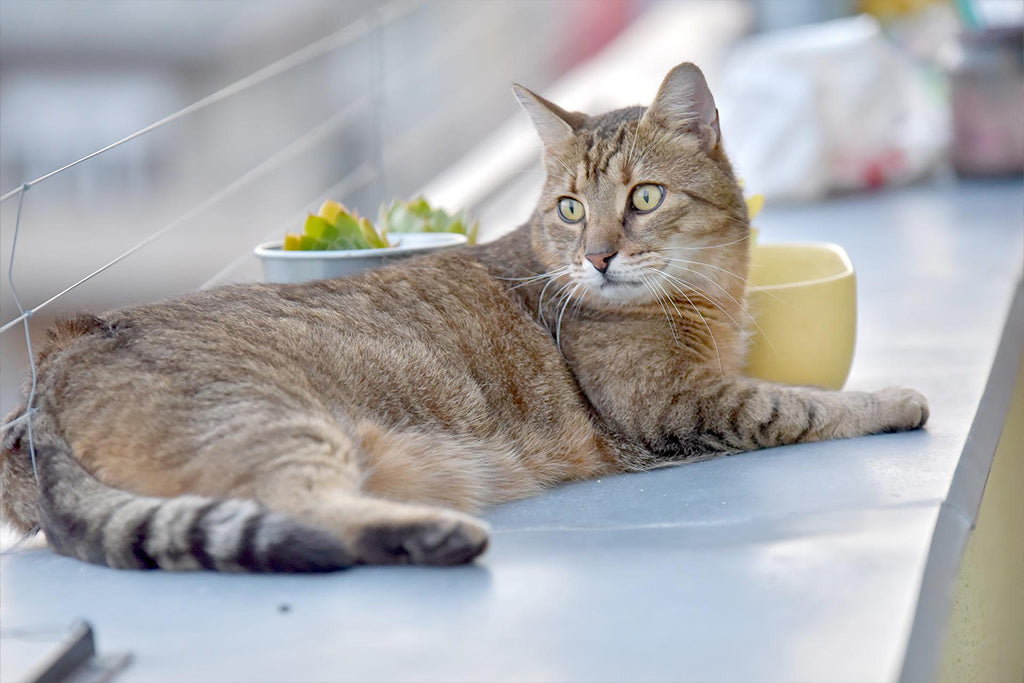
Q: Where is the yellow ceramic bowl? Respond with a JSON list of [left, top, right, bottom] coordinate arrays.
[[743, 242, 856, 390]]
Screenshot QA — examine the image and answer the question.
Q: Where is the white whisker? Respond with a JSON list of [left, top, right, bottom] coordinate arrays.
[[503, 265, 572, 289], [555, 282, 583, 352], [662, 256, 790, 307], [571, 287, 588, 316], [537, 273, 570, 329], [626, 111, 643, 166], [640, 274, 681, 348], [657, 267, 776, 352], [658, 233, 752, 251], [662, 257, 747, 282], [549, 155, 576, 179], [656, 269, 751, 340], [631, 138, 659, 169], [647, 269, 724, 377], [665, 265, 758, 324]]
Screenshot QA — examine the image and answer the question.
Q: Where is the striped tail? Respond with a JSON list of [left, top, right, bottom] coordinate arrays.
[[34, 443, 353, 572]]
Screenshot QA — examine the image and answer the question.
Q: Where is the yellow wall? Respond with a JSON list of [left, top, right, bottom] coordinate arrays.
[[939, 351, 1024, 683]]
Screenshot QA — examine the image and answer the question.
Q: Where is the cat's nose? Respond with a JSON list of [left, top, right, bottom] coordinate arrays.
[[585, 251, 618, 274]]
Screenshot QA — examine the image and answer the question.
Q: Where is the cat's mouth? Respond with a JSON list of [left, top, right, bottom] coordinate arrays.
[[574, 256, 664, 304]]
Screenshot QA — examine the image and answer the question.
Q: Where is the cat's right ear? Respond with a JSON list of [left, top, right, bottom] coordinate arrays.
[[643, 62, 721, 152], [512, 85, 583, 151]]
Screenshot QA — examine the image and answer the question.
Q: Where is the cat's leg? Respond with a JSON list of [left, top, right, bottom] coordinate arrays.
[[638, 374, 928, 458], [210, 414, 489, 566]]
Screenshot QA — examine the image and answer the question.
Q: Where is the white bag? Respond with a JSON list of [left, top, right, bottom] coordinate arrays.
[[717, 15, 948, 200]]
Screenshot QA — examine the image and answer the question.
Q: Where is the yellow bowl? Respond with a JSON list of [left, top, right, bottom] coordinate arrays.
[[743, 242, 856, 390]]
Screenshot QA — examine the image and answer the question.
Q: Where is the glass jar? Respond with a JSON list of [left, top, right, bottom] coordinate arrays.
[[946, 27, 1024, 175]]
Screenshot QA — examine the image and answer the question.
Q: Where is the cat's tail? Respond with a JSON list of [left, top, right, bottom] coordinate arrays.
[[30, 440, 354, 572]]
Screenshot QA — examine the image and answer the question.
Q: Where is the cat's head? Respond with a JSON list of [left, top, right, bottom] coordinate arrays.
[[516, 62, 748, 310]]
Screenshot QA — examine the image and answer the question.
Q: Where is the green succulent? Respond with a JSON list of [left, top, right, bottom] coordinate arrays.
[[283, 197, 477, 251], [283, 200, 389, 251], [379, 196, 478, 245]]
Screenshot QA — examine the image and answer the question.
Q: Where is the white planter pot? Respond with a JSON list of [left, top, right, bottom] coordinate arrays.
[[254, 232, 468, 284]]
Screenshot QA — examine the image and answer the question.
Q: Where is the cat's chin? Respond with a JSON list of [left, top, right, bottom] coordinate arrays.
[[586, 279, 655, 306]]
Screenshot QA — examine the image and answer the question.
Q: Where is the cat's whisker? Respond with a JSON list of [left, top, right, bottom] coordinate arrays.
[[661, 257, 746, 282], [549, 155, 576, 180], [651, 275, 708, 357], [630, 135, 662, 169], [673, 267, 763, 327], [648, 275, 688, 329], [536, 273, 569, 329], [503, 266, 571, 289], [658, 233, 752, 251], [657, 267, 777, 352], [662, 256, 791, 308], [644, 268, 724, 377], [640, 274, 682, 349], [626, 111, 643, 166], [723, 213, 753, 228], [543, 278, 577, 333], [571, 288, 588, 316], [555, 282, 583, 352], [656, 269, 753, 341]]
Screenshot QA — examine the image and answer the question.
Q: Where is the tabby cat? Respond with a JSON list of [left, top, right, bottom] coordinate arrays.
[[0, 63, 928, 572]]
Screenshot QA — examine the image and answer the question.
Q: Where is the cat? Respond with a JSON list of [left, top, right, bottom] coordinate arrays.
[[0, 62, 928, 572]]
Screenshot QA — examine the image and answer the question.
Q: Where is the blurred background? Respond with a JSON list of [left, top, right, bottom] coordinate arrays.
[[1, 0, 1022, 418]]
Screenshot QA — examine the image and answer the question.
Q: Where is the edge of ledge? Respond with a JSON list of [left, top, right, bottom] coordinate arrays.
[[899, 275, 1024, 683]]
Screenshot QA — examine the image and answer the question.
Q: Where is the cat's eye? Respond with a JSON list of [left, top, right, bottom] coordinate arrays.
[[631, 184, 665, 213], [557, 197, 585, 223]]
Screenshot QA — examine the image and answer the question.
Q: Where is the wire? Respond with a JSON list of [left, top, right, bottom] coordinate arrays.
[[4, 185, 40, 480], [0, 96, 371, 336], [0, 2, 415, 204], [198, 162, 380, 290]]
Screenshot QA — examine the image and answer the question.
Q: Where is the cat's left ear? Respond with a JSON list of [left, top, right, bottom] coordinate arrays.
[[643, 62, 721, 152], [512, 84, 584, 151]]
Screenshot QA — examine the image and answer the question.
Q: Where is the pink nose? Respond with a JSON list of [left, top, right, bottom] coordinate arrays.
[[585, 251, 618, 273]]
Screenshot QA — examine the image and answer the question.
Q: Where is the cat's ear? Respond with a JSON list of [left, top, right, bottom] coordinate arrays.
[[643, 62, 721, 151], [512, 84, 584, 151]]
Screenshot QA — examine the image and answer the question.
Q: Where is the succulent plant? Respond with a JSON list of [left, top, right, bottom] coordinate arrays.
[[282, 197, 477, 251], [379, 197, 478, 245], [282, 200, 390, 251]]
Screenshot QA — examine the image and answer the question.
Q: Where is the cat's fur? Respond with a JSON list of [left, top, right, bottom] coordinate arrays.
[[0, 63, 927, 572]]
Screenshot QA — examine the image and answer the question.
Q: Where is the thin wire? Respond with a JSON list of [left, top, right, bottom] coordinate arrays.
[[370, 7, 388, 203], [4, 184, 39, 481], [0, 4, 416, 204], [0, 409, 34, 431], [0, 96, 371, 336]]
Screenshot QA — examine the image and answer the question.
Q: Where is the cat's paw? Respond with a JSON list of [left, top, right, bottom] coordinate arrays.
[[876, 387, 929, 432], [356, 511, 490, 566]]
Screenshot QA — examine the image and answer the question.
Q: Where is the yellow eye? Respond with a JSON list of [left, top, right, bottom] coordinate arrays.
[[557, 197, 585, 223], [631, 184, 664, 212]]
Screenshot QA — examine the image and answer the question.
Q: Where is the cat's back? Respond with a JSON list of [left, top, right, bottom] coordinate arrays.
[[49, 248, 536, 367]]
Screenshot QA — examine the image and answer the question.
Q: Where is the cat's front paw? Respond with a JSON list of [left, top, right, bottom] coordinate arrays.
[[876, 387, 929, 432]]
